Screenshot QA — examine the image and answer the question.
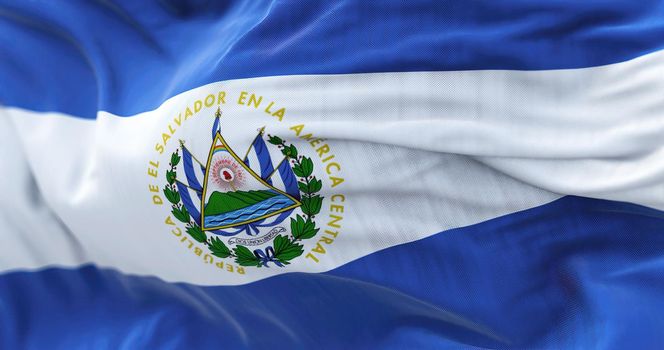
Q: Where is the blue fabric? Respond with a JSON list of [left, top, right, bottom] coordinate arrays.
[[251, 136, 274, 185], [175, 181, 201, 225], [1, 196, 663, 349], [211, 116, 221, 140], [277, 156, 300, 200], [181, 147, 204, 196], [1, 0, 664, 118]]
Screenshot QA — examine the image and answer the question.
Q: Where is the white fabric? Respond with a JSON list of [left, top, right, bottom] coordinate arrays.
[[1, 49, 663, 285]]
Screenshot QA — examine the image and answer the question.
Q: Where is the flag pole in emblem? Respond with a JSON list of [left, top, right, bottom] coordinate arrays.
[[179, 139, 206, 167], [211, 107, 222, 138], [242, 126, 266, 162], [264, 156, 288, 180]]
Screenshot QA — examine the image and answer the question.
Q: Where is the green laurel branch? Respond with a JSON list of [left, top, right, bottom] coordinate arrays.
[[162, 149, 245, 263], [268, 135, 324, 265]]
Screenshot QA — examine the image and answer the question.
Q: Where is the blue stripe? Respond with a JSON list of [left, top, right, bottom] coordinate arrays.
[[1, 0, 663, 118], [277, 156, 300, 199], [1, 196, 663, 349], [175, 181, 200, 224], [252, 136, 274, 185], [211, 117, 221, 140], [181, 147, 203, 197]]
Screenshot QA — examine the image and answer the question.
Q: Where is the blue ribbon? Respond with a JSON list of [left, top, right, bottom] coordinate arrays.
[[253, 246, 283, 267]]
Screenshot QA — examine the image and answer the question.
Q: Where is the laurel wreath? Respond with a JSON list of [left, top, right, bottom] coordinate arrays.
[[162, 136, 323, 268]]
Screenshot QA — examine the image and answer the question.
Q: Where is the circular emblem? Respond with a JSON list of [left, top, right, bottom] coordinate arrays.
[[161, 108, 324, 268]]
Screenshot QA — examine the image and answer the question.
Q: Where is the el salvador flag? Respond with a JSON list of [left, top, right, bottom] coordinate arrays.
[[1, 1, 664, 349]]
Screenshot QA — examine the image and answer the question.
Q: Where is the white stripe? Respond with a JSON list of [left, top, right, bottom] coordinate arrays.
[[2, 49, 664, 285], [245, 147, 262, 176], [0, 119, 88, 269]]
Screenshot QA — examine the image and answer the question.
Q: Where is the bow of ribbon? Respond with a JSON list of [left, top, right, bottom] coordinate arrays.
[[253, 246, 284, 267]]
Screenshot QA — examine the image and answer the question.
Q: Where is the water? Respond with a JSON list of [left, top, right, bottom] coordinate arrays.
[[204, 194, 296, 227]]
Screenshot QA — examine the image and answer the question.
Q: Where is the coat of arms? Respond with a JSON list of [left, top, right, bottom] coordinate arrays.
[[162, 108, 323, 267]]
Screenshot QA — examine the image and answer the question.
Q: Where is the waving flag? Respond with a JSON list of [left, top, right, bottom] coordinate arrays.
[[1, 1, 664, 348]]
